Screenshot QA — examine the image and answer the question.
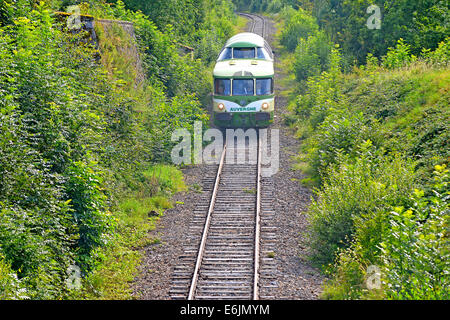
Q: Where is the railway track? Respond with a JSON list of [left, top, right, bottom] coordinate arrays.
[[170, 133, 277, 300], [189, 136, 261, 300], [237, 12, 268, 38], [169, 13, 277, 301]]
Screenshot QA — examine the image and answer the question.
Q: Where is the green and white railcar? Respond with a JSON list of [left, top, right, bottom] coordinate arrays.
[[212, 32, 275, 128]]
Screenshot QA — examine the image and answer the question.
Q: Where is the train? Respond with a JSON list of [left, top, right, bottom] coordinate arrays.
[[212, 32, 275, 128]]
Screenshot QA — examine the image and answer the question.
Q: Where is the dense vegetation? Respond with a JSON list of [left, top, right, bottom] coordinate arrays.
[[275, 2, 449, 299], [1, 0, 448, 301], [233, 0, 295, 13], [241, 0, 449, 65], [0, 0, 237, 299]]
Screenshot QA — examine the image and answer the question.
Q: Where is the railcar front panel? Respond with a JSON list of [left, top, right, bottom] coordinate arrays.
[[212, 32, 275, 128]]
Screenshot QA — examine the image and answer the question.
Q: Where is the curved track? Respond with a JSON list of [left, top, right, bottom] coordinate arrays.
[[237, 12, 268, 38]]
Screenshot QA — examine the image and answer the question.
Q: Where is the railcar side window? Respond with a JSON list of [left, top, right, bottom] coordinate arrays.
[[256, 47, 270, 60], [264, 42, 274, 59], [233, 79, 254, 96], [233, 48, 255, 59], [256, 78, 273, 95], [218, 48, 232, 61], [214, 79, 231, 96]]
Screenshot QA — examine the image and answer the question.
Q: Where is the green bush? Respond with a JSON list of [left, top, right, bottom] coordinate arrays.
[[0, 253, 27, 300], [0, 104, 75, 299], [308, 0, 449, 65], [108, 0, 234, 98], [423, 36, 450, 66], [380, 165, 449, 300], [118, 9, 211, 100], [280, 7, 318, 52], [267, 0, 285, 13], [193, 0, 236, 65], [293, 31, 332, 82], [281, 2, 449, 300], [294, 46, 342, 121], [324, 165, 449, 300], [64, 161, 114, 274], [382, 39, 417, 69], [321, 244, 367, 300], [306, 112, 382, 181], [307, 142, 415, 267], [143, 164, 187, 195], [0, 0, 222, 300], [233, 0, 290, 13]]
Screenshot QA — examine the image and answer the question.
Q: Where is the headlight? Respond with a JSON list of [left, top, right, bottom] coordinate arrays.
[[218, 103, 225, 110], [262, 102, 269, 110]]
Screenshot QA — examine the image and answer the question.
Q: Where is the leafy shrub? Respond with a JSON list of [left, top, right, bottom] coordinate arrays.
[[149, 93, 209, 163], [307, 142, 415, 267], [233, 0, 288, 13], [380, 165, 449, 300], [308, 0, 449, 65], [294, 46, 342, 120], [281, 2, 449, 301], [324, 165, 449, 300], [0, 0, 218, 300], [0, 110, 75, 299], [306, 112, 383, 181], [423, 36, 450, 66], [143, 165, 187, 195], [293, 31, 332, 82], [64, 161, 114, 274], [382, 39, 417, 69], [267, 0, 285, 13], [193, 0, 236, 65], [107, 0, 234, 100], [0, 254, 27, 300], [122, 9, 211, 100], [280, 7, 318, 52], [321, 244, 366, 300]]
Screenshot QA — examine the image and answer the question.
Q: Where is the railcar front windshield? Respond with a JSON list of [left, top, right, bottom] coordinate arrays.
[[217, 46, 273, 60], [233, 79, 254, 96], [214, 79, 231, 96], [218, 48, 232, 60], [215, 78, 274, 96], [256, 47, 271, 60], [256, 78, 273, 95], [233, 48, 256, 59]]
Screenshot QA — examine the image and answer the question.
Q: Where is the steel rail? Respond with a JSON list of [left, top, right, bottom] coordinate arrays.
[[261, 14, 266, 38], [252, 13, 266, 38], [238, 12, 256, 33], [253, 131, 262, 300], [187, 142, 227, 300], [250, 14, 256, 33]]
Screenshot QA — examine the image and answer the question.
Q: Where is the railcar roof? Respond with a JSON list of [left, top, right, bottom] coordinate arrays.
[[213, 59, 274, 78], [225, 32, 266, 48]]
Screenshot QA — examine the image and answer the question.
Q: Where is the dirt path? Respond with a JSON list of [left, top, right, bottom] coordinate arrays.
[[132, 15, 323, 300]]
